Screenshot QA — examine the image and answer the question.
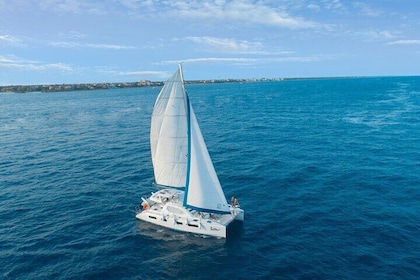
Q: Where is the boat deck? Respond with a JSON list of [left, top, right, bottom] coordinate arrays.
[[142, 188, 238, 226]]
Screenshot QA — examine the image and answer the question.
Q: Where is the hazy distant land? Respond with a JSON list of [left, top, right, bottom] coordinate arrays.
[[0, 77, 320, 93], [0, 76, 370, 93], [0, 81, 162, 93]]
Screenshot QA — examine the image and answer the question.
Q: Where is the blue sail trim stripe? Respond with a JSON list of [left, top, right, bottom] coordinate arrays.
[[183, 88, 192, 207], [185, 204, 231, 215]]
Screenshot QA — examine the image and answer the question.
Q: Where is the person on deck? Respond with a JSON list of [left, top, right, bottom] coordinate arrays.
[[231, 196, 239, 207]]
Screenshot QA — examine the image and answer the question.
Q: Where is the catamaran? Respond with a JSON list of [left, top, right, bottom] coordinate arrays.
[[136, 65, 244, 238]]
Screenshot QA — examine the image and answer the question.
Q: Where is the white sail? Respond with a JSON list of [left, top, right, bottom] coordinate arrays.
[[150, 68, 188, 188], [184, 104, 230, 213], [151, 64, 229, 213]]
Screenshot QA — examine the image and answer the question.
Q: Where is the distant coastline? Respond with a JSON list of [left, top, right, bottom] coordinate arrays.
[[0, 76, 366, 93], [0, 78, 283, 93]]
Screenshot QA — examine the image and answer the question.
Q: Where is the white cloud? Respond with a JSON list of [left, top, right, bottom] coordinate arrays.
[[352, 2, 381, 17], [162, 57, 258, 65], [270, 56, 322, 62], [115, 0, 151, 10], [0, 55, 15, 63], [49, 41, 136, 49], [2, 1, 321, 29], [0, 54, 38, 64], [33, 63, 73, 71], [307, 4, 321, 12], [0, 34, 24, 46], [58, 31, 87, 39], [322, 0, 346, 13], [182, 36, 292, 55], [162, 55, 325, 65], [0, 34, 20, 43], [351, 29, 397, 41], [95, 66, 170, 79], [0, 55, 73, 71], [169, 0, 318, 28], [184, 36, 262, 53], [38, 0, 107, 14], [85, 43, 135, 50], [116, 70, 168, 78], [118, 0, 319, 29], [387, 40, 420, 45]]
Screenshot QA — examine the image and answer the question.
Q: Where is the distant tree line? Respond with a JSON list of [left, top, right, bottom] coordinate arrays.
[[0, 77, 289, 93], [0, 81, 164, 93]]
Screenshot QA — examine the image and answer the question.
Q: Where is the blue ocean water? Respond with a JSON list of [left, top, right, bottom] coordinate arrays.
[[1, 77, 419, 279]]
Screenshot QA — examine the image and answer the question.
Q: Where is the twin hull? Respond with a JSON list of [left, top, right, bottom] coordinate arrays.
[[135, 189, 244, 238]]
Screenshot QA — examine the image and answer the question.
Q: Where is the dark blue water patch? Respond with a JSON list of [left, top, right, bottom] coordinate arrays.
[[1, 78, 419, 279]]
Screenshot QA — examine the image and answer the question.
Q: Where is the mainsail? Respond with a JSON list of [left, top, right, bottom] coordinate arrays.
[[150, 68, 188, 188], [151, 64, 229, 213]]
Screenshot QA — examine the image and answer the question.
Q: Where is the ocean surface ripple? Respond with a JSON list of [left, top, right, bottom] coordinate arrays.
[[1, 77, 419, 279]]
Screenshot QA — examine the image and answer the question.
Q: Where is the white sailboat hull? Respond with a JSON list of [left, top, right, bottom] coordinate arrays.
[[136, 189, 243, 238]]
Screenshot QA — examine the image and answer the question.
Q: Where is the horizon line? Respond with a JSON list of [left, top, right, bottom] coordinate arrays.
[[1, 74, 419, 89]]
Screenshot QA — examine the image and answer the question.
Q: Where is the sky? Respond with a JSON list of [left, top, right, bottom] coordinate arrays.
[[0, 0, 419, 85]]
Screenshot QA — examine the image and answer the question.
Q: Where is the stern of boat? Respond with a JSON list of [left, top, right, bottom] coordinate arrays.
[[230, 206, 244, 221]]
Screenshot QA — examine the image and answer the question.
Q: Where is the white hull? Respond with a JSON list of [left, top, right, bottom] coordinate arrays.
[[136, 189, 244, 238]]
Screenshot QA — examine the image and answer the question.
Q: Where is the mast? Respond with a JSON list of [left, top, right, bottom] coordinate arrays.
[[178, 63, 184, 84]]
